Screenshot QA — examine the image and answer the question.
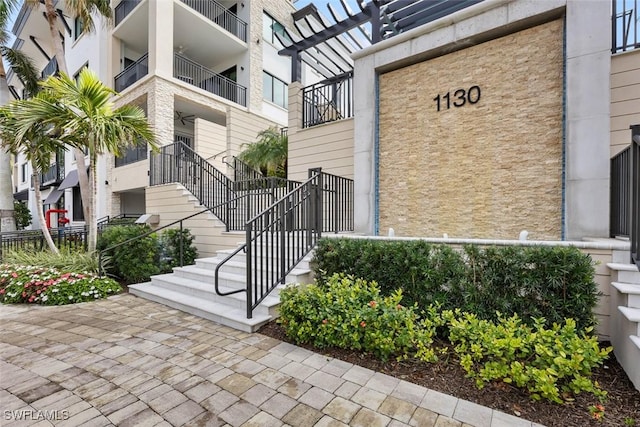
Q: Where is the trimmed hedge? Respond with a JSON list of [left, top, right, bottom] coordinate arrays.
[[312, 238, 599, 331]]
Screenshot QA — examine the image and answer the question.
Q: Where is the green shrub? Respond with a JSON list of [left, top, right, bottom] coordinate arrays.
[[279, 274, 443, 362], [158, 228, 198, 273], [0, 264, 121, 305], [3, 249, 101, 274], [97, 224, 159, 283], [13, 201, 32, 230], [312, 238, 599, 330], [444, 310, 611, 403]]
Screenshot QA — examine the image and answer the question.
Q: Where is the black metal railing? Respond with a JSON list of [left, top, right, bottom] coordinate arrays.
[[174, 133, 193, 148], [613, 0, 640, 53], [115, 53, 149, 92], [239, 168, 354, 318], [180, 0, 247, 42], [41, 57, 58, 79], [0, 226, 88, 260], [231, 156, 265, 183], [611, 146, 631, 237], [115, 0, 142, 26], [40, 163, 64, 187], [302, 71, 353, 128], [631, 125, 640, 268], [174, 54, 247, 107]]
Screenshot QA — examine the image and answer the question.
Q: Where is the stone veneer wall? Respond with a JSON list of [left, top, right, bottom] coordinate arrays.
[[378, 19, 564, 240]]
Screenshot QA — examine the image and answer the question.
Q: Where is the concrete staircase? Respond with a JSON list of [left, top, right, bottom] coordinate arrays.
[[129, 244, 313, 332], [608, 253, 640, 391]]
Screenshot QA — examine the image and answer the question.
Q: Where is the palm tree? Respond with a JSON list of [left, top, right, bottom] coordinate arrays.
[[0, 0, 40, 231], [35, 0, 112, 229], [0, 93, 67, 253], [238, 127, 288, 178], [29, 68, 156, 252]]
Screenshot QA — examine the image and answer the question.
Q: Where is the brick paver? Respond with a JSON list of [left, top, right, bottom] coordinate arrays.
[[0, 294, 542, 426]]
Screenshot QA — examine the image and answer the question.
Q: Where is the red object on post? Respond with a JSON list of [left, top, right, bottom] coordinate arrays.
[[45, 209, 68, 229]]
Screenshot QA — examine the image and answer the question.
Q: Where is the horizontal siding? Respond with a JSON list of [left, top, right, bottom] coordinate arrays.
[[228, 108, 278, 158], [610, 50, 640, 153], [288, 118, 354, 182]]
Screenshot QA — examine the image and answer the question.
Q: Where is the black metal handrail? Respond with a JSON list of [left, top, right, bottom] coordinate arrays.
[[179, 0, 247, 42], [40, 163, 64, 186], [231, 156, 265, 183], [174, 53, 247, 107], [115, 53, 149, 92], [302, 71, 353, 128], [611, 146, 631, 237], [236, 168, 354, 318], [631, 125, 640, 268], [115, 0, 142, 26], [613, 0, 640, 53]]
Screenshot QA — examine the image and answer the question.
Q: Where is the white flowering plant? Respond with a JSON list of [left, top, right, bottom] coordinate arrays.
[[0, 264, 122, 305]]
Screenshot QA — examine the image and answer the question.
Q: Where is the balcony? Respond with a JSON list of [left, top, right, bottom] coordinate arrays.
[[180, 0, 247, 42], [40, 163, 64, 187], [115, 0, 142, 27], [41, 57, 58, 79], [174, 53, 247, 107], [613, 0, 640, 52], [302, 71, 353, 128], [114, 53, 149, 92]]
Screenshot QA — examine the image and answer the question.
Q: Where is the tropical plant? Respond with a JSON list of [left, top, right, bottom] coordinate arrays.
[[13, 201, 31, 229], [0, 0, 40, 232], [35, 0, 112, 242], [19, 69, 157, 252], [3, 248, 101, 274], [238, 127, 288, 178], [0, 93, 67, 253]]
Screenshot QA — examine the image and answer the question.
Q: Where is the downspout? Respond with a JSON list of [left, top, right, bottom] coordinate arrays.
[[374, 72, 380, 236], [561, 15, 567, 240]]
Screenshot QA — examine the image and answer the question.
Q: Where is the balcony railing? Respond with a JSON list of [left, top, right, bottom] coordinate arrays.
[[41, 57, 58, 79], [114, 53, 148, 92], [611, 145, 630, 237], [40, 163, 64, 187], [115, 140, 148, 167], [613, 0, 640, 52], [180, 0, 247, 42], [302, 71, 353, 128], [174, 53, 247, 107], [115, 0, 142, 27]]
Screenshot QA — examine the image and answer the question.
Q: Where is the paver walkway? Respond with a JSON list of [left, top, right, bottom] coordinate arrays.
[[0, 294, 542, 427]]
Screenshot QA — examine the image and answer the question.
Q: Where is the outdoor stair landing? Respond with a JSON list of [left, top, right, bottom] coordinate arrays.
[[129, 245, 313, 332]]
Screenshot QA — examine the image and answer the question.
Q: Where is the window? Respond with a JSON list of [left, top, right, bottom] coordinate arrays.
[[74, 17, 84, 40], [262, 12, 290, 47], [73, 63, 89, 83], [20, 163, 27, 183], [263, 72, 288, 109], [115, 140, 148, 167]]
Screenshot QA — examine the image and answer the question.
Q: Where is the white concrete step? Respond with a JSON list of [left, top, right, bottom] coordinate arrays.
[[619, 306, 640, 336], [212, 249, 314, 269], [608, 263, 640, 284], [613, 249, 631, 264], [631, 335, 640, 351], [193, 258, 312, 281], [612, 282, 640, 308], [128, 282, 272, 333]]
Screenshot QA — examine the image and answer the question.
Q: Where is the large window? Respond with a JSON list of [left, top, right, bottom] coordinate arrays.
[[72, 187, 84, 221], [263, 72, 288, 109], [262, 12, 291, 47], [115, 140, 148, 167]]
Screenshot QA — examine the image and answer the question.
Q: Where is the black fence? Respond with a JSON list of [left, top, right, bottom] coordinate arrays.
[[174, 54, 247, 107], [613, 0, 640, 53], [115, 53, 149, 92], [302, 71, 353, 128], [0, 227, 88, 260], [180, 0, 247, 42], [232, 156, 264, 183], [611, 146, 631, 237], [631, 125, 640, 268], [115, 0, 142, 26]]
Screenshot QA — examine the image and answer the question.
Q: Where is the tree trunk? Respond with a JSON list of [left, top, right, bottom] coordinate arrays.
[[43, 0, 92, 246], [31, 169, 59, 254], [0, 59, 16, 232], [87, 149, 97, 252]]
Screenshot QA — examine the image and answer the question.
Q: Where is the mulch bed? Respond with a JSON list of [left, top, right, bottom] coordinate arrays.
[[259, 321, 640, 427]]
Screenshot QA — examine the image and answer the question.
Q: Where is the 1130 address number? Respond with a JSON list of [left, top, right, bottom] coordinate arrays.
[[433, 85, 481, 112]]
